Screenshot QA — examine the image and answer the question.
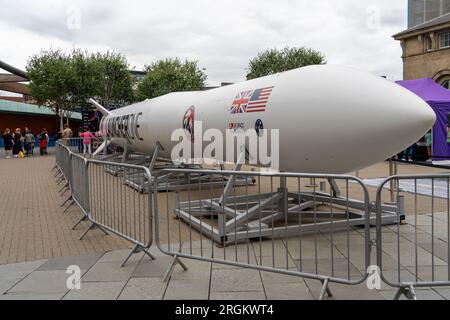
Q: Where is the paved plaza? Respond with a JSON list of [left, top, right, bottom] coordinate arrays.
[[0, 149, 131, 265], [1, 148, 450, 299]]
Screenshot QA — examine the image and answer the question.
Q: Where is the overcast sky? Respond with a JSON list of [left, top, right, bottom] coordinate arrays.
[[0, 0, 407, 85]]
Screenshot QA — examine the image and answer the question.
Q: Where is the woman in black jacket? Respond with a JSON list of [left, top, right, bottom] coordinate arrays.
[[2, 128, 13, 158]]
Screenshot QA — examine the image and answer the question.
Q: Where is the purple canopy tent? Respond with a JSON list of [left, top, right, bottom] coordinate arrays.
[[396, 78, 450, 159]]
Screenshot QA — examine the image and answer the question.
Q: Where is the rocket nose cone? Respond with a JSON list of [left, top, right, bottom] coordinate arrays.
[[393, 84, 436, 138]]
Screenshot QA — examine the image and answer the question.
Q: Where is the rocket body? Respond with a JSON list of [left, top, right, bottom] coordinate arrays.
[[98, 65, 435, 174]]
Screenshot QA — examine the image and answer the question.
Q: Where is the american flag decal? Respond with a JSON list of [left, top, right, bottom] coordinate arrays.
[[230, 86, 274, 114]]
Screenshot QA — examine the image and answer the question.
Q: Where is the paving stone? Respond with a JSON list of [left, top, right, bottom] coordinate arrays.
[[260, 271, 308, 285], [293, 258, 363, 280], [0, 260, 47, 278], [132, 256, 174, 278], [7, 270, 73, 294], [97, 249, 144, 263], [164, 279, 209, 300], [433, 287, 450, 299], [418, 242, 450, 263], [118, 278, 167, 300], [210, 291, 266, 300], [264, 282, 313, 300], [404, 265, 450, 282], [210, 268, 264, 292], [0, 278, 22, 295], [82, 262, 137, 282], [37, 253, 104, 271], [0, 292, 64, 300], [0, 153, 130, 265], [170, 259, 211, 280], [63, 281, 126, 300]]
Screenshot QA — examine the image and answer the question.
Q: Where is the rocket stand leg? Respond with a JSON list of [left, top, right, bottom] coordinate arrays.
[[327, 178, 341, 197], [149, 142, 164, 172], [216, 149, 246, 243], [121, 142, 130, 163], [219, 149, 246, 206]]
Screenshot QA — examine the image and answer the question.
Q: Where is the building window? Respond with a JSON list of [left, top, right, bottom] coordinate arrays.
[[439, 32, 450, 49], [425, 36, 433, 51]]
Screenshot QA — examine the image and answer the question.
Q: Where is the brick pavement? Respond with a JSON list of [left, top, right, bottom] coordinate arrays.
[[0, 148, 130, 265]]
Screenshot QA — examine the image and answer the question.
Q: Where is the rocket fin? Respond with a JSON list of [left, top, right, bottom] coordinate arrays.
[[89, 98, 111, 116]]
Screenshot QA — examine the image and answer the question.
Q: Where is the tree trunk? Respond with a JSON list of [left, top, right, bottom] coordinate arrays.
[[59, 110, 64, 131]]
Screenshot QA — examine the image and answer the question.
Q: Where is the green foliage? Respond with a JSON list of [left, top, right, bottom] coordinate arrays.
[[89, 51, 135, 107], [26, 49, 73, 114], [26, 49, 135, 125], [137, 58, 207, 100], [246, 46, 326, 80]]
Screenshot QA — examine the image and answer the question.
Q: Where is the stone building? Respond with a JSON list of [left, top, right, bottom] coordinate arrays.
[[394, 12, 450, 86]]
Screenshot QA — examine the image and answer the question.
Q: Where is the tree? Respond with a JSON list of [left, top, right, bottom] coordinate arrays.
[[137, 58, 207, 100], [27, 49, 135, 130], [90, 51, 135, 107], [26, 49, 75, 130], [246, 46, 326, 80]]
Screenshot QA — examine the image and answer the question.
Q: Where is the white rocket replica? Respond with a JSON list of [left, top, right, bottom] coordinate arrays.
[[91, 65, 436, 174]]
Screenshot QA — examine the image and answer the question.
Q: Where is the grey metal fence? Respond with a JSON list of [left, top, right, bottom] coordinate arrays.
[[153, 168, 373, 299], [53, 142, 450, 300], [85, 159, 155, 266], [376, 174, 450, 300], [70, 153, 90, 214], [54, 141, 155, 266]]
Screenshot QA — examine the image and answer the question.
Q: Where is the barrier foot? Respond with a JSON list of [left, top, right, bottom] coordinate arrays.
[[318, 278, 333, 300], [59, 183, 69, 194], [79, 222, 109, 240], [63, 200, 75, 213], [61, 195, 72, 207], [163, 255, 188, 282], [394, 285, 418, 300], [121, 244, 156, 267], [72, 215, 88, 230]]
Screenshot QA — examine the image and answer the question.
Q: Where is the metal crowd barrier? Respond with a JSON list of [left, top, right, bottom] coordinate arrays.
[[376, 174, 450, 300], [54, 140, 155, 266], [54, 142, 450, 300], [86, 159, 155, 265], [153, 168, 372, 299], [54, 142, 73, 209], [69, 153, 90, 219]]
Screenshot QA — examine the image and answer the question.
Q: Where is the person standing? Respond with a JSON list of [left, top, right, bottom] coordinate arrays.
[[425, 130, 432, 161], [12, 128, 23, 158], [61, 124, 73, 146], [79, 129, 96, 156], [38, 128, 49, 155], [2, 128, 13, 158], [24, 129, 35, 157]]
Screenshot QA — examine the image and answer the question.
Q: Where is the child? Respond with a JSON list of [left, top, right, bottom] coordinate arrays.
[[79, 129, 96, 156], [38, 129, 49, 156]]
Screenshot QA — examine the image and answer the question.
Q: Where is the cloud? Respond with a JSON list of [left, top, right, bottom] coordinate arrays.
[[0, 0, 407, 85]]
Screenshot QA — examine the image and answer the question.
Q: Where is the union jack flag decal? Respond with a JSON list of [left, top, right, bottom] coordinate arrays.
[[230, 86, 274, 114]]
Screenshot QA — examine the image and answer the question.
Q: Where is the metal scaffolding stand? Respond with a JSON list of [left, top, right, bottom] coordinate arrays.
[[96, 141, 255, 193], [174, 158, 401, 246]]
